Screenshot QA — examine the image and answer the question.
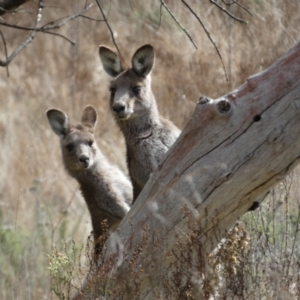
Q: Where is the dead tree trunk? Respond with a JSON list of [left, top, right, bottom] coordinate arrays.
[[72, 40, 300, 299]]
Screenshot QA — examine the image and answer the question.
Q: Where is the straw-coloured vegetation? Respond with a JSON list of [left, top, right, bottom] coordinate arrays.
[[1, 1, 300, 299]]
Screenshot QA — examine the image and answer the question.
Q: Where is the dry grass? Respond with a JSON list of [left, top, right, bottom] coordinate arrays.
[[0, 0, 300, 299]]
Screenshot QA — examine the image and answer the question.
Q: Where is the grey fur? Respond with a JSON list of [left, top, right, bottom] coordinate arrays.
[[99, 45, 181, 202], [47, 105, 133, 252]]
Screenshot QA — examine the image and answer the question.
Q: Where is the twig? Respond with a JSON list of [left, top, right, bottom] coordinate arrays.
[[50, 187, 78, 248], [182, 0, 228, 82], [95, 0, 121, 56], [0, 21, 76, 44], [128, 0, 134, 11], [0, 2, 94, 67], [210, 0, 248, 24], [14, 183, 21, 230], [0, 0, 30, 16], [234, 2, 252, 17], [40, 3, 93, 30], [0, 29, 9, 75], [221, 0, 253, 17], [160, 0, 197, 49], [78, 14, 105, 22], [25, 3, 93, 30], [285, 199, 300, 282], [0, 0, 43, 67], [157, 2, 163, 30], [41, 30, 76, 44]]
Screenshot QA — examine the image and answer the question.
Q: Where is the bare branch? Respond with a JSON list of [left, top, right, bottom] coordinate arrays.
[[210, 0, 248, 24], [95, 0, 121, 56], [40, 4, 94, 31], [0, 30, 9, 75], [221, 0, 253, 17], [182, 0, 228, 82], [0, 0, 43, 67], [157, 2, 163, 30], [0, 0, 29, 16], [41, 30, 76, 44], [160, 0, 197, 49], [78, 14, 105, 22], [0, 2, 94, 67], [0, 4, 93, 32], [0, 20, 76, 44]]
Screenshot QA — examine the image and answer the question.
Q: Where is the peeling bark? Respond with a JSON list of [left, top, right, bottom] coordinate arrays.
[[72, 40, 300, 299]]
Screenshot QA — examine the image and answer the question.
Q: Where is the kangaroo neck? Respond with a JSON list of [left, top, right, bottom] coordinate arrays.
[[69, 153, 108, 199], [76, 168, 105, 201], [119, 108, 161, 142]]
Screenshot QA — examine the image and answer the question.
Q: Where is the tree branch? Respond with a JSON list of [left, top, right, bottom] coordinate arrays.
[[40, 3, 93, 31], [182, 0, 228, 82], [0, 2, 94, 67], [0, 29, 9, 75], [221, 0, 253, 17], [0, 0, 29, 16], [210, 0, 248, 23], [160, 0, 197, 49], [95, 0, 121, 57], [0, 0, 43, 67]]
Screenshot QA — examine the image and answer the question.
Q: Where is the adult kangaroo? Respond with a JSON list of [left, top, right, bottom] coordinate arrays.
[[47, 105, 133, 254], [99, 44, 181, 202]]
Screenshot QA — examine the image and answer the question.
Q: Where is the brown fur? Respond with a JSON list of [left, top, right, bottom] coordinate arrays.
[[47, 105, 133, 253], [99, 45, 181, 202]]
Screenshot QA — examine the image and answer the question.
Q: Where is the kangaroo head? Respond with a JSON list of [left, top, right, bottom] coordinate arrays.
[[47, 105, 98, 172], [99, 44, 156, 121]]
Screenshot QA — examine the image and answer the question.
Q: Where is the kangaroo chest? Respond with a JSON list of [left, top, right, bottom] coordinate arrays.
[[126, 136, 169, 188]]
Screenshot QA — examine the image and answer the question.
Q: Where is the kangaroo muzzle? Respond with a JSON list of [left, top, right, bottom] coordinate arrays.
[[112, 102, 128, 119], [78, 154, 90, 168]]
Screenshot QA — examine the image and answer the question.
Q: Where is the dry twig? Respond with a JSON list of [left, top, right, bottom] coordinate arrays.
[[0, 0, 43, 67], [0, 2, 94, 68], [221, 0, 253, 17], [160, 0, 197, 49], [95, 0, 121, 56], [210, 0, 248, 24], [0, 0, 29, 16], [182, 0, 228, 82], [0, 29, 8, 75]]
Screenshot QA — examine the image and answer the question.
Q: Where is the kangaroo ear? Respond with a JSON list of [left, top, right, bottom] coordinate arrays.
[[47, 109, 69, 137], [132, 44, 154, 77], [99, 46, 124, 77], [82, 105, 97, 128]]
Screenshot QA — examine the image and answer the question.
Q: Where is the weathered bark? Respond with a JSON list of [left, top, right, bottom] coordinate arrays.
[[72, 40, 300, 299], [0, 0, 29, 15]]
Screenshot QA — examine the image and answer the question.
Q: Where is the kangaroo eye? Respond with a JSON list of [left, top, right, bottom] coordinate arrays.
[[66, 144, 74, 152], [109, 87, 116, 97], [88, 140, 93, 147], [132, 86, 141, 95]]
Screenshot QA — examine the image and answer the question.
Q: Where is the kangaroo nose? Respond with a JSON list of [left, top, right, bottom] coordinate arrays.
[[112, 103, 126, 114], [79, 155, 89, 167]]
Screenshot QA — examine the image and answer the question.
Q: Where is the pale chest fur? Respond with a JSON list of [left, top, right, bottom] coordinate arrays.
[[126, 124, 180, 189]]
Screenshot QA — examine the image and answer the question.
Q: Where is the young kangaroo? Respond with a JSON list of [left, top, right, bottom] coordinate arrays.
[[47, 105, 133, 254], [99, 44, 181, 202]]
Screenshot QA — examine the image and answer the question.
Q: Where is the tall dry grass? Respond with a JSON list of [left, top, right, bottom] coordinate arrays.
[[0, 0, 300, 299]]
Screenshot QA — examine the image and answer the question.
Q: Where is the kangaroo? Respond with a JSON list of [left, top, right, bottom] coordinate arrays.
[[99, 44, 181, 202], [47, 105, 133, 254]]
